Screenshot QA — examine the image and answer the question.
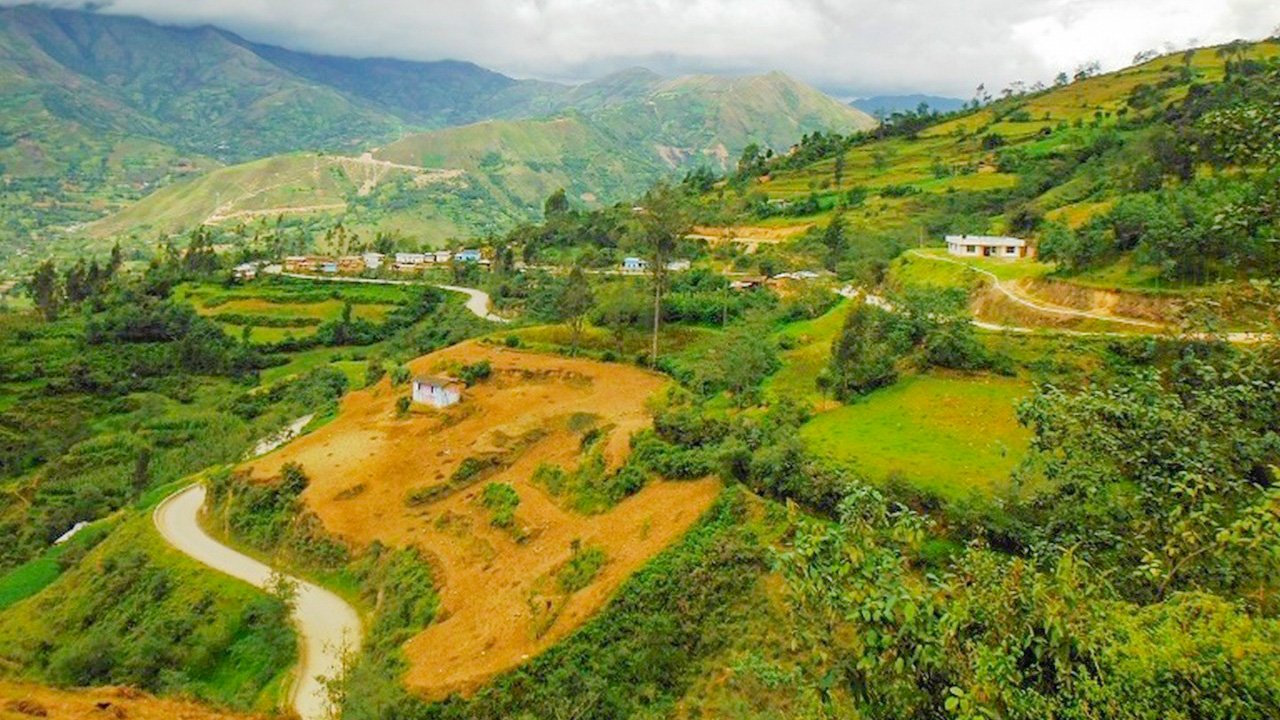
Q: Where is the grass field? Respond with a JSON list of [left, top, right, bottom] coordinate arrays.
[[765, 299, 850, 408], [801, 373, 1032, 499], [0, 520, 113, 610], [176, 279, 406, 346]]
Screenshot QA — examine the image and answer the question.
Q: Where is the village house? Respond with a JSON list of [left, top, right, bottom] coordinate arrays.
[[412, 375, 463, 408], [232, 262, 258, 281], [431, 250, 453, 264], [455, 248, 482, 263], [945, 234, 1030, 259], [337, 255, 365, 273], [665, 259, 692, 272], [622, 256, 648, 272], [362, 252, 385, 270], [283, 255, 317, 273]]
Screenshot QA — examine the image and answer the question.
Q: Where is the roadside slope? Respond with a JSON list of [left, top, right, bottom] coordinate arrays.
[[154, 485, 361, 720]]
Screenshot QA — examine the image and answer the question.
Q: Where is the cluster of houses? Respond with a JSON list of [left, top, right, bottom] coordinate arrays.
[[620, 257, 691, 273], [280, 249, 487, 276]]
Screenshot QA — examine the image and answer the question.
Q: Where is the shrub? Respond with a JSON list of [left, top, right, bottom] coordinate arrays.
[[459, 360, 492, 386], [480, 482, 520, 528]]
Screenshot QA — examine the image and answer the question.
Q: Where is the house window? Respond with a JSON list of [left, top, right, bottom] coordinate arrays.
[[966, 245, 976, 253], [1005, 246, 1016, 255]]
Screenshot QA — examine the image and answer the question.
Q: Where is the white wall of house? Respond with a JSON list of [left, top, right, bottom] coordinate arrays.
[[412, 380, 461, 408]]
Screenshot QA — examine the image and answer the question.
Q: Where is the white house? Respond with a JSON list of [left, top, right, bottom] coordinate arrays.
[[232, 263, 258, 281], [622, 256, 649, 272], [412, 375, 463, 408], [362, 252, 385, 270], [665, 259, 691, 272], [395, 252, 426, 266], [455, 249, 483, 263], [945, 235, 1029, 259], [431, 250, 453, 263]]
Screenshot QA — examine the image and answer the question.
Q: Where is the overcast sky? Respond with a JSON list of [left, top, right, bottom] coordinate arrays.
[[19, 0, 1280, 97]]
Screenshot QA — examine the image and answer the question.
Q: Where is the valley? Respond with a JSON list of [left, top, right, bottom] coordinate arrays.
[[1, 5, 1279, 720]]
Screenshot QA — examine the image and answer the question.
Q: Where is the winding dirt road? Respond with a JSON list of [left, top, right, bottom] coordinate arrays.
[[153, 485, 361, 720]]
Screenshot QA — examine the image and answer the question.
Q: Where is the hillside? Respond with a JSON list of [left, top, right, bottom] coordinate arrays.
[[80, 71, 873, 247], [1, 5, 872, 266], [698, 39, 1280, 300]]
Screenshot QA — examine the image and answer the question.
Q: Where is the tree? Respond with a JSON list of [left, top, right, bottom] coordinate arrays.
[[594, 280, 646, 355], [634, 184, 690, 365], [556, 266, 595, 355], [820, 212, 849, 271], [544, 188, 570, 219], [833, 152, 845, 189], [825, 301, 900, 399], [1016, 349, 1280, 600], [30, 260, 61, 321]]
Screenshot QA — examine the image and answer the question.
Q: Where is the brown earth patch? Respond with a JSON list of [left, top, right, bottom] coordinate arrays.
[[1018, 278, 1179, 323], [242, 341, 720, 699], [0, 682, 263, 720]]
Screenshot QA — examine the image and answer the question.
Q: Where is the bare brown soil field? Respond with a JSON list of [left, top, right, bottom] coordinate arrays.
[[0, 682, 264, 720], [690, 224, 813, 243], [243, 341, 720, 699]]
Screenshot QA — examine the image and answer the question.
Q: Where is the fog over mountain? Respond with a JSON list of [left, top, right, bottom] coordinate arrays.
[[4, 0, 1277, 97]]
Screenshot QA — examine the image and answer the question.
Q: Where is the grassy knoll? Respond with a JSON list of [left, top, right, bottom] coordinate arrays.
[[801, 373, 1032, 499], [0, 519, 114, 610], [0, 512, 296, 712], [764, 298, 850, 408]]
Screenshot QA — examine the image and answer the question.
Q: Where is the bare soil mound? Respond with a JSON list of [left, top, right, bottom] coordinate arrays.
[[0, 682, 263, 720], [243, 341, 720, 698]]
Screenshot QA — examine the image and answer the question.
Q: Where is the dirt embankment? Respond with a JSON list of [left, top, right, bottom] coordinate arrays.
[[0, 682, 264, 720], [243, 341, 720, 699], [1016, 278, 1181, 324]]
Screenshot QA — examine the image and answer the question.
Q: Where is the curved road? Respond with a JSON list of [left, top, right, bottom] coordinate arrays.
[[272, 270, 508, 323], [906, 249, 1163, 328], [154, 485, 361, 720]]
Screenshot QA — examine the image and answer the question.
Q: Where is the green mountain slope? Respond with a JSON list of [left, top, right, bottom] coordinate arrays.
[[698, 39, 1280, 291], [1, 5, 873, 265], [84, 72, 874, 246]]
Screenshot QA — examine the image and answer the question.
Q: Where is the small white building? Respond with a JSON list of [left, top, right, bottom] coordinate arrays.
[[232, 263, 258, 281], [395, 252, 426, 266], [945, 235, 1029, 259], [431, 250, 453, 264], [411, 375, 463, 408], [665, 259, 691, 272], [362, 252, 385, 270], [622, 256, 649, 272]]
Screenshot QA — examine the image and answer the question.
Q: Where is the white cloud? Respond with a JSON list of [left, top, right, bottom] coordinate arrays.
[[10, 0, 1279, 96]]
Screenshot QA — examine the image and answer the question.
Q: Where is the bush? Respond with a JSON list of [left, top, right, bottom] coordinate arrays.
[[459, 360, 492, 386], [480, 482, 520, 528]]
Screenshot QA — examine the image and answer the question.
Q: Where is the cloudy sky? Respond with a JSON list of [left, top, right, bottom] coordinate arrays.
[[20, 0, 1280, 97]]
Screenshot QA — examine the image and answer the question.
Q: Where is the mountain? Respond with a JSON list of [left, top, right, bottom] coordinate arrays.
[[0, 4, 872, 266], [87, 71, 876, 244], [850, 94, 966, 117]]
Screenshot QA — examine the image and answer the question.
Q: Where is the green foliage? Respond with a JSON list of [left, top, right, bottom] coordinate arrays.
[[480, 482, 520, 528], [0, 518, 295, 710], [557, 545, 607, 593], [778, 483, 1280, 720], [1015, 345, 1280, 601], [206, 463, 351, 569], [458, 359, 492, 386]]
